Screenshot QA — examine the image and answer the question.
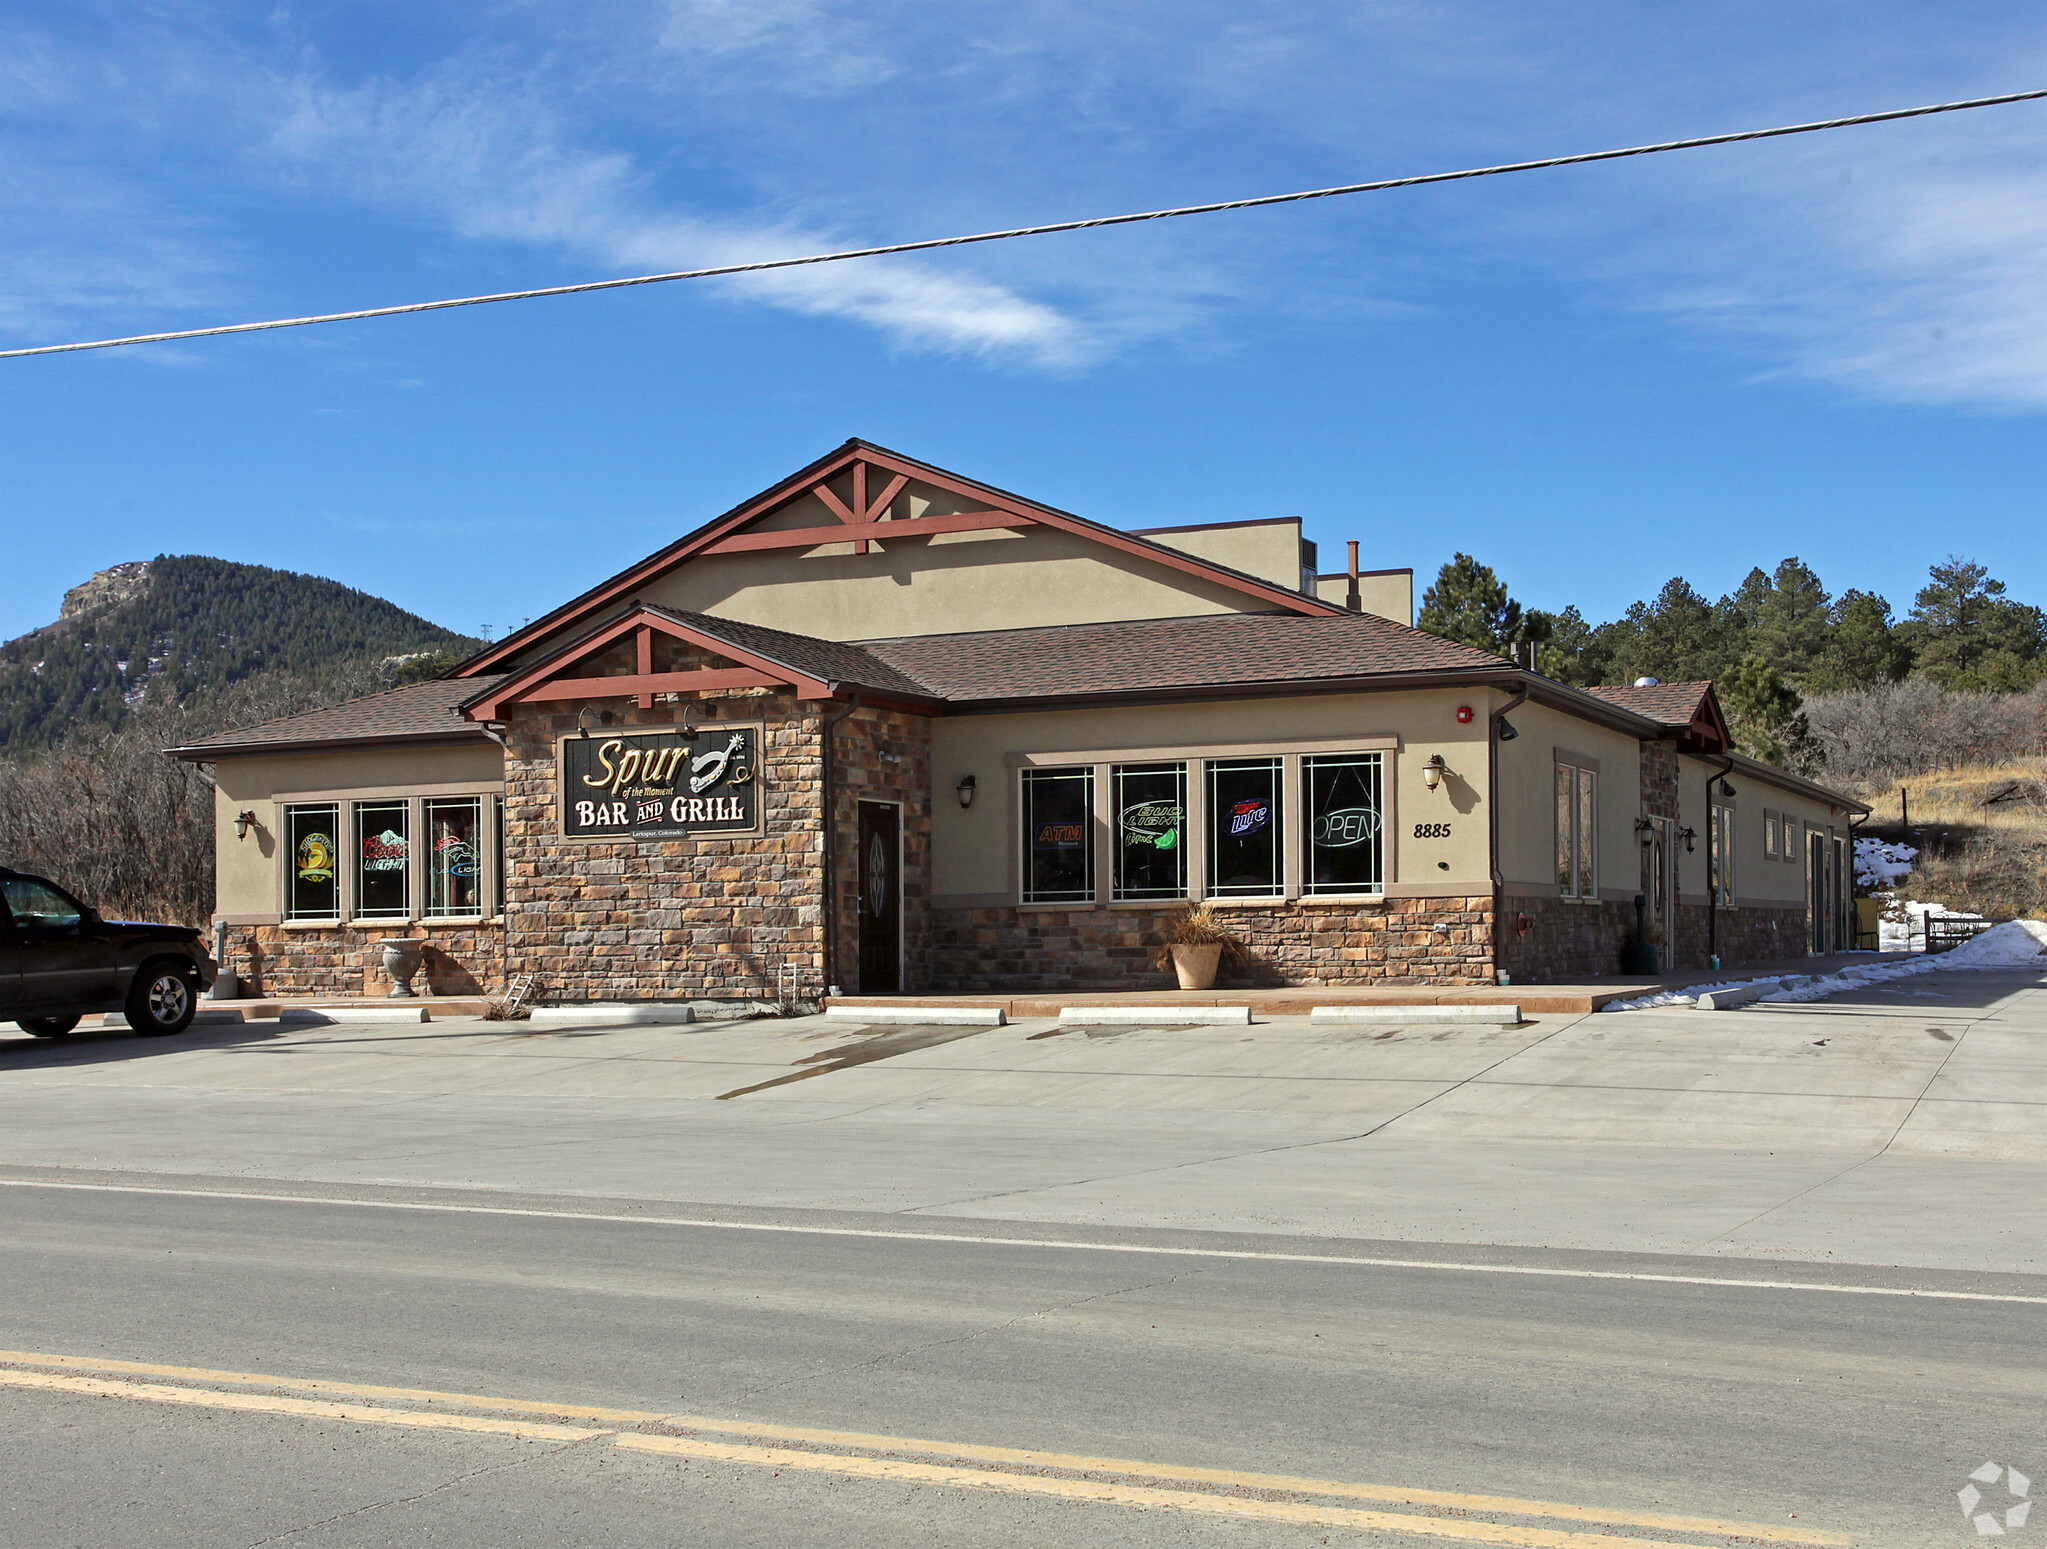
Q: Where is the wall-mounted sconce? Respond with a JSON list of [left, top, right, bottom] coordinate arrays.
[[1678, 826, 1697, 853], [1494, 716, 1519, 742], [955, 774, 977, 809], [1634, 818, 1655, 844], [234, 810, 258, 840], [1421, 754, 1447, 792]]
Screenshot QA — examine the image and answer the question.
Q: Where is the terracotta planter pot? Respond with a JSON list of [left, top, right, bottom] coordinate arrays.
[[1169, 943, 1224, 991]]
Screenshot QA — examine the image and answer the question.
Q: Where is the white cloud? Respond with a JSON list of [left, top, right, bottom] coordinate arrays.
[[262, 73, 1090, 365]]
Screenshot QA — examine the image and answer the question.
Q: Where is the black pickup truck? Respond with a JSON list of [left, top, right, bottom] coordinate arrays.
[[0, 868, 215, 1038]]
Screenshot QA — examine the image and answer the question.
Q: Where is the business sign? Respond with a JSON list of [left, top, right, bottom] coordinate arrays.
[[1312, 807, 1380, 848], [560, 726, 760, 839], [1120, 800, 1182, 851]]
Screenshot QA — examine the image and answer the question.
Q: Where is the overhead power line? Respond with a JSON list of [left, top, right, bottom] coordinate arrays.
[[5, 86, 2044, 361]]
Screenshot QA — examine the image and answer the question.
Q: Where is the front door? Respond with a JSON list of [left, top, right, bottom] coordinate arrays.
[[1641, 818, 1675, 961], [857, 802, 901, 994], [1808, 832, 1830, 954]]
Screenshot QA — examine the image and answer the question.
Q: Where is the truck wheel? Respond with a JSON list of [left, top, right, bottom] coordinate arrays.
[[126, 961, 198, 1036], [18, 1016, 80, 1038]]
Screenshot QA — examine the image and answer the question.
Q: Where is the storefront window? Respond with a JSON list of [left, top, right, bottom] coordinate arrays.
[[1207, 758, 1282, 897], [1113, 762, 1186, 901], [1021, 768, 1094, 904], [1710, 803, 1735, 906], [1555, 763, 1596, 899], [1304, 754, 1383, 895], [425, 797, 482, 917], [285, 803, 340, 920], [355, 800, 411, 920]]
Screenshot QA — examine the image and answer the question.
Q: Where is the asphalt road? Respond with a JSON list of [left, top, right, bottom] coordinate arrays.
[[1, 1172, 2039, 1547]]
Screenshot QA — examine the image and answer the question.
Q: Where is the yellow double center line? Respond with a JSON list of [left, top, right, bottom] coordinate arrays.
[[0, 1349, 1847, 1548]]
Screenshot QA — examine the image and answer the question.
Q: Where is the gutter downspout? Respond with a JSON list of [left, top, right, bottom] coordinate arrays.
[[1488, 679, 1530, 982], [1703, 752, 1735, 969], [819, 691, 861, 997]]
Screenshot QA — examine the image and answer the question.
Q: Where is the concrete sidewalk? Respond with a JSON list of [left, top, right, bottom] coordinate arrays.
[[4, 966, 2041, 1272]]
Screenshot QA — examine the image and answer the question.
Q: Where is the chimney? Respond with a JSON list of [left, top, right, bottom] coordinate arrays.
[[1345, 541, 1361, 611]]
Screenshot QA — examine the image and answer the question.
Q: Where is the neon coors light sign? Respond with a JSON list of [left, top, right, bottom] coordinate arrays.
[[560, 726, 759, 839]]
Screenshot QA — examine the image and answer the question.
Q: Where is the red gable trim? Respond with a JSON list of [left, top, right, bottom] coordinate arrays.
[[455, 440, 1340, 678], [462, 608, 835, 722]]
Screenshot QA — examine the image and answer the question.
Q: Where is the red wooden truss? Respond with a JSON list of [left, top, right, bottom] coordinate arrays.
[[458, 440, 1341, 679], [461, 608, 835, 722]]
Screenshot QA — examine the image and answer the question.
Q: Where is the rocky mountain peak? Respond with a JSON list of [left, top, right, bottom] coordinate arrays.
[[59, 561, 153, 624]]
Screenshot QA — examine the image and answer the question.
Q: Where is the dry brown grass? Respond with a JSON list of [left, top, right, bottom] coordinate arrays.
[[1854, 760, 2047, 921]]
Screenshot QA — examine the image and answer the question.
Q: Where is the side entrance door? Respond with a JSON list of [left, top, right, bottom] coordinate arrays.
[[1807, 832, 1831, 953], [857, 802, 902, 994], [1641, 818, 1675, 962]]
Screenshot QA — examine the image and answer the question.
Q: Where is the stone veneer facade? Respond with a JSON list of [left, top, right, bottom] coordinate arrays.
[[220, 705, 1816, 1001], [929, 896, 1495, 992]]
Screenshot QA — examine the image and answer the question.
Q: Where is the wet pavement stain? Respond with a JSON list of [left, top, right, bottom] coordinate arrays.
[[714, 1024, 994, 1100]]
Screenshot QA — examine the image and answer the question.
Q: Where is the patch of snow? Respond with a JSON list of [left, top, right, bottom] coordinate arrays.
[[1853, 837, 1916, 889], [1600, 921, 2045, 1011]]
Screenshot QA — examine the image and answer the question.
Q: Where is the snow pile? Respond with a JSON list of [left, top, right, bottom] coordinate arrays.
[[1878, 897, 1976, 953], [1600, 920, 2047, 1011], [1854, 837, 1916, 889], [1941, 919, 2047, 967]]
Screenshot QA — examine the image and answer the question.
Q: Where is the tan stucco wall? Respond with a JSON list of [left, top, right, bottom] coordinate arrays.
[[1494, 699, 1644, 898], [1137, 520, 1303, 589], [643, 524, 1283, 643], [209, 741, 505, 918], [1676, 753, 1847, 908], [1314, 571, 1414, 626], [929, 689, 1493, 901]]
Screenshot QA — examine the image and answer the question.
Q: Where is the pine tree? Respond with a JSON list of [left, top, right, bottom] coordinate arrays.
[[1719, 653, 1819, 769], [1530, 605, 1602, 686], [1805, 590, 1910, 693], [1899, 557, 2046, 691], [1596, 578, 1739, 686], [1727, 558, 1832, 685], [1417, 554, 1526, 655]]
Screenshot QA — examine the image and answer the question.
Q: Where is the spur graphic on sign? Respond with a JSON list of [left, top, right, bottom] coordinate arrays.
[[561, 726, 759, 839]]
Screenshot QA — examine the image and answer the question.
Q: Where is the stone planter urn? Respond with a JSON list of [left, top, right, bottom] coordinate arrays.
[[380, 938, 427, 998], [1169, 943, 1223, 991]]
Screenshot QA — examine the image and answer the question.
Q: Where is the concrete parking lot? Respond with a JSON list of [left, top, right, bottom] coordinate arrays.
[[3, 965, 2040, 1271]]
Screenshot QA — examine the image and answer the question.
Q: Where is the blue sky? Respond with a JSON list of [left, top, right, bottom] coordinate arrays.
[[3, 1, 2045, 644]]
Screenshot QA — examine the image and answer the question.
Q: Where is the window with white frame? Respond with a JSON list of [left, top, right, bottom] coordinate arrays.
[[1113, 762, 1187, 901], [1710, 803, 1736, 905], [1021, 767, 1094, 904], [1206, 757, 1283, 898], [1015, 743, 1390, 905], [281, 795, 500, 922], [425, 797, 483, 918], [284, 803, 341, 920], [1554, 761, 1596, 900], [1303, 753, 1384, 896]]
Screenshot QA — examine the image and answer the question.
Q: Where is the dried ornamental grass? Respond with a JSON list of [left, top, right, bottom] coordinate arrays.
[[1149, 903, 1248, 969]]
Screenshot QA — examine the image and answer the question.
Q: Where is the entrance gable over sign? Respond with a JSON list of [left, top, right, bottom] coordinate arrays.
[[457, 440, 1344, 675], [459, 605, 943, 723]]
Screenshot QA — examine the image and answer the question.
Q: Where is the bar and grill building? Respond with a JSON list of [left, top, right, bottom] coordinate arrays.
[[172, 441, 1868, 1002]]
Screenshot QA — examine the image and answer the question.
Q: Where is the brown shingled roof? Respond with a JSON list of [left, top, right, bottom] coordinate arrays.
[[171, 612, 1510, 757], [858, 611, 1509, 703], [1584, 680, 1714, 728], [166, 675, 508, 757], [638, 607, 938, 701]]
